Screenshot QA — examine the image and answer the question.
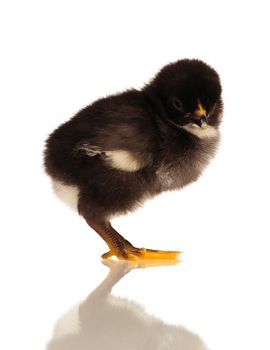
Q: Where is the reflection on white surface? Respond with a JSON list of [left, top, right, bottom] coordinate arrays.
[[46, 261, 208, 350]]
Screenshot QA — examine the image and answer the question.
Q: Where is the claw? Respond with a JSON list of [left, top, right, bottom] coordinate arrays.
[[101, 251, 114, 259], [137, 248, 181, 260]]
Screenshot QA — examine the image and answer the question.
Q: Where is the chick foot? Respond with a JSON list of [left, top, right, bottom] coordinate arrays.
[[102, 245, 181, 261], [82, 216, 181, 261]]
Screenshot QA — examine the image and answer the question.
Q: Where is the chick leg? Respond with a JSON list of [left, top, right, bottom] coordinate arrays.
[[82, 214, 180, 261]]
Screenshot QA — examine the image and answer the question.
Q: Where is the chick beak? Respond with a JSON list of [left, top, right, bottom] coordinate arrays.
[[192, 116, 208, 129], [191, 100, 208, 129]]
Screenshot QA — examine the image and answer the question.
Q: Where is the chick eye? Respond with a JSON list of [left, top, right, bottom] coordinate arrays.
[[172, 98, 184, 111]]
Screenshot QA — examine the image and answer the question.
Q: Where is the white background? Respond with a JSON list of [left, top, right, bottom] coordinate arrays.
[[1, 1, 270, 349]]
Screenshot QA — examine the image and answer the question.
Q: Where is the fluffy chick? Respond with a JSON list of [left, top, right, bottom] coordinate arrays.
[[44, 59, 223, 260]]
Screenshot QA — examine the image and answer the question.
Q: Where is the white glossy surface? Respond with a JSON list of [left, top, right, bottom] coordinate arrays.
[[1, 1, 270, 349]]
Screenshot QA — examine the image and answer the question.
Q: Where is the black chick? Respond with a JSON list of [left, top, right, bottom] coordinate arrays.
[[44, 59, 223, 260]]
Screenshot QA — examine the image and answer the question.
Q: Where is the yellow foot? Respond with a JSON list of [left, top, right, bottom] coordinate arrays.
[[101, 246, 182, 261]]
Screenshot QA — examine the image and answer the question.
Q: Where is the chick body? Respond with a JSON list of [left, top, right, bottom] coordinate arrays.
[[44, 59, 223, 260]]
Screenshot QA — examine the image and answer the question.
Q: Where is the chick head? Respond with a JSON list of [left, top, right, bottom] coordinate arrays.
[[148, 59, 222, 130]]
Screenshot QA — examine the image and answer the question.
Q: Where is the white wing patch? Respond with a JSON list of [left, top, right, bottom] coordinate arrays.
[[76, 144, 142, 172], [105, 150, 142, 172]]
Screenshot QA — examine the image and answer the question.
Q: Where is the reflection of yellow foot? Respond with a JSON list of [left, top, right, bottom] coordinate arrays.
[[102, 258, 180, 272], [101, 245, 181, 261]]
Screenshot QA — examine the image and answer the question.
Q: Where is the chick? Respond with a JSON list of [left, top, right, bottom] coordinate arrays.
[[44, 59, 223, 261]]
